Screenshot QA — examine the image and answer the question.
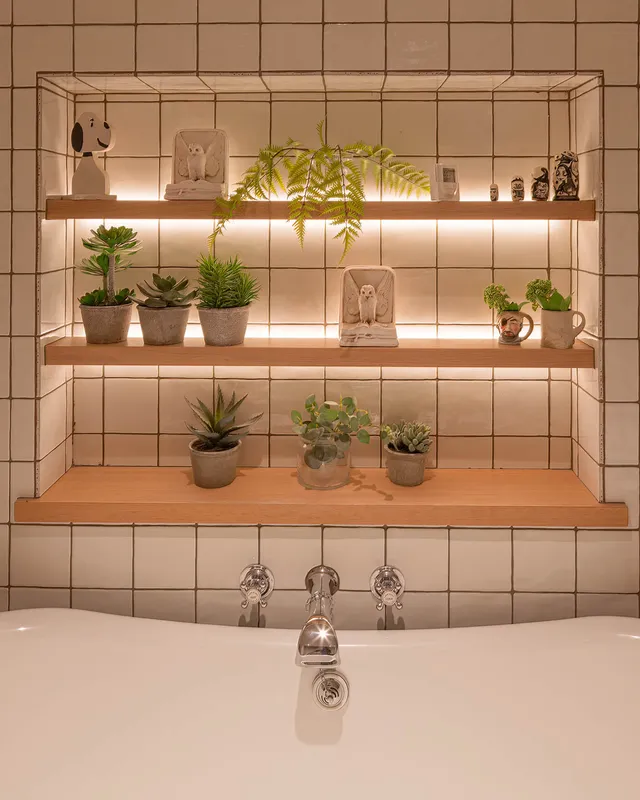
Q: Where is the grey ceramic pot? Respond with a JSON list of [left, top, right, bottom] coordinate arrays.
[[138, 305, 190, 346], [189, 440, 241, 488], [198, 305, 251, 346], [80, 303, 133, 344], [384, 443, 427, 487]]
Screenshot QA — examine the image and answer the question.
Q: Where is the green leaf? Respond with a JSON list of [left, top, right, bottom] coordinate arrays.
[[291, 410, 303, 424], [357, 429, 370, 444]]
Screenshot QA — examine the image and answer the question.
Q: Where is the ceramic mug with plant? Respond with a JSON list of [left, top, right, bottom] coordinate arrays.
[[381, 421, 432, 487], [483, 284, 534, 346], [525, 279, 585, 350], [196, 255, 260, 346], [78, 225, 139, 344], [132, 274, 197, 346], [291, 395, 371, 490], [186, 388, 263, 488]]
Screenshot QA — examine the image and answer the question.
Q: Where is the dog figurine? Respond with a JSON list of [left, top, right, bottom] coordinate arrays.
[[70, 112, 116, 198]]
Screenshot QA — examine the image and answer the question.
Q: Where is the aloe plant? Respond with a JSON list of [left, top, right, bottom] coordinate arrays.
[[197, 255, 260, 309], [381, 421, 432, 454], [525, 279, 572, 312], [80, 225, 140, 305], [291, 395, 371, 470], [132, 274, 197, 308], [186, 387, 263, 452]]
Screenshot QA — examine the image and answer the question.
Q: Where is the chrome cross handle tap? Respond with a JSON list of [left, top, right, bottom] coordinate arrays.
[[370, 565, 405, 610], [239, 564, 274, 609]]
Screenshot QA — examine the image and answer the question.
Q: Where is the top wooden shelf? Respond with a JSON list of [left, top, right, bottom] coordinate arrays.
[[45, 199, 596, 222]]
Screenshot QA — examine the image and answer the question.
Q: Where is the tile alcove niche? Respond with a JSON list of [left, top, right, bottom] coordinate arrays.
[[9, 69, 637, 626]]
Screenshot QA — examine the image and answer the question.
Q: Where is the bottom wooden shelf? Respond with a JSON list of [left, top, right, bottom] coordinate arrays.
[[15, 467, 627, 527]]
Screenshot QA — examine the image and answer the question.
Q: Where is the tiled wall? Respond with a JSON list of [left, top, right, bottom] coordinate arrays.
[[1, 0, 639, 626]]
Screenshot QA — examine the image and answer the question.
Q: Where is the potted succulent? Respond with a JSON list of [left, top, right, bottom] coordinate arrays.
[[483, 284, 534, 346], [132, 274, 197, 346], [381, 421, 432, 487], [196, 254, 260, 346], [78, 225, 139, 344], [291, 395, 371, 490], [525, 279, 586, 350], [186, 388, 263, 489]]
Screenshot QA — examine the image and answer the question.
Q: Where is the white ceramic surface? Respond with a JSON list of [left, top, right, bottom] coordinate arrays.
[[1, 609, 639, 800]]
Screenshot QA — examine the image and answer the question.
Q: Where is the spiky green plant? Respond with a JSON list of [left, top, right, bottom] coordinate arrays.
[[81, 225, 140, 305], [381, 421, 432, 454], [132, 274, 197, 308], [186, 387, 264, 452], [78, 287, 135, 306], [291, 395, 371, 470], [210, 122, 431, 262], [525, 278, 572, 312], [196, 255, 260, 309], [483, 284, 528, 314]]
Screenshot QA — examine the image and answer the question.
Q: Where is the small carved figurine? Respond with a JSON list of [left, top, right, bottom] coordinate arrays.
[[64, 112, 116, 199], [496, 310, 534, 346], [511, 176, 525, 202], [489, 183, 499, 202], [340, 265, 398, 347], [165, 129, 229, 200], [553, 151, 579, 201], [531, 166, 550, 201]]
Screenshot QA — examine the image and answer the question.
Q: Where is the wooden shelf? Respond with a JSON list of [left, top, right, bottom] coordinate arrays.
[[46, 337, 595, 369], [14, 467, 627, 527], [45, 199, 596, 221]]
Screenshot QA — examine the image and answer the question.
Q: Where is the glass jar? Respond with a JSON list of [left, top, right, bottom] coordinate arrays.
[[297, 435, 351, 490]]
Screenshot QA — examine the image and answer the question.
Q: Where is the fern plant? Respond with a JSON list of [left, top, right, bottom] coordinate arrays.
[[197, 255, 260, 309], [80, 225, 140, 305], [186, 388, 263, 452], [210, 122, 431, 262], [132, 274, 197, 308]]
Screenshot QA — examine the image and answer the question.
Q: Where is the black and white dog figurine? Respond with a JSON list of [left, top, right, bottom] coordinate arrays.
[[70, 112, 116, 198]]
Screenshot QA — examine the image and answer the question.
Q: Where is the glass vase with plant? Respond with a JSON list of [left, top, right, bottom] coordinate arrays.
[[78, 225, 140, 344], [196, 254, 260, 346], [483, 283, 534, 346], [186, 388, 263, 488], [132, 274, 197, 346], [525, 279, 585, 349], [381, 421, 432, 487], [291, 395, 372, 490]]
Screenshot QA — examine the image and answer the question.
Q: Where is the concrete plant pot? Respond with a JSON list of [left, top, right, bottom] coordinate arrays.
[[80, 303, 133, 344], [540, 309, 586, 349], [189, 440, 241, 488], [198, 305, 251, 346], [138, 305, 190, 346], [384, 443, 427, 487]]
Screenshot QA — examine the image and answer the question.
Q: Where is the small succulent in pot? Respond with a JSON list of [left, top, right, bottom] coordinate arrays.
[[291, 394, 372, 490], [132, 273, 197, 346], [483, 283, 534, 346], [78, 225, 140, 344], [196, 254, 260, 346], [186, 387, 263, 489], [525, 279, 585, 349], [381, 421, 432, 487]]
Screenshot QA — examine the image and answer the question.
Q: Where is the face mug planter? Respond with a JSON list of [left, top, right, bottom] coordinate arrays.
[[496, 310, 534, 346], [540, 309, 586, 349]]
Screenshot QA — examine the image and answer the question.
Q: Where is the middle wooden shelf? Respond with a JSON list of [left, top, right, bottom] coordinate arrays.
[[46, 337, 595, 369]]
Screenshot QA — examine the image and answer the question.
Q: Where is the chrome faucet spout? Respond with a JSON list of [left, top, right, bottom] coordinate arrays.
[[296, 566, 340, 668]]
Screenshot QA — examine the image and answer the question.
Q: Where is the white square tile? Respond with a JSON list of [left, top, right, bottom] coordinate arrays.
[[197, 526, 258, 589], [437, 269, 492, 325], [73, 434, 103, 466], [13, 26, 73, 86], [605, 276, 638, 338], [494, 381, 549, 436], [13, 88, 36, 150], [494, 220, 548, 267], [73, 378, 103, 434], [103, 435, 157, 466], [450, 23, 511, 70], [514, 23, 576, 71], [438, 101, 492, 157], [327, 101, 381, 149], [578, 0, 638, 20], [513, 593, 575, 623], [605, 340, 638, 402], [72, 526, 133, 588], [160, 220, 212, 267], [394, 269, 436, 324], [451, 0, 511, 19], [604, 88, 638, 149], [495, 436, 549, 468], [438, 220, 492, 266], [386, 528, 447, 591], [577, 530, 639, 592], [215, 101, 270, 157], [550, 380, 571, 437], [197, 589, 259, 626], [259, 526, 321, 590], [604, 467, 640, 528], [72, 589, 132, 616], [137, 25, 197, 72], [134, 526, 196, 589], [12, 213, 36, 273], [325, 219, 381, 267], [577, 23, 638, 85], [0, 524, 7, 586], [270, 101, 325, 149], [107, 158, 160, 200], [270, 269, 324, 324], [577, 593, 639, 618], [74, 26, 135, 73], [605, 403, 639, 466], [138, 0, 196, 21], [0, 151, 10, 209], [38, 385, 67, 459], [11, 524, 70, 587], [14, 0, 72, 22], [381, 380, 436, 428], [604, 151, 638, 212], [261, 24, 322, 71], [214, 379, 268, 435], [325, 0, 384, 20], [386, 592, 447, 629], [161, 101, 214, 157], [437, 437, 492, 468], [75, 0, 135, 22], [438, 381, 492, 436], [323, 24, 385, 71], [160, 378, 213, 435], [269, 220, 324, 268], [604, 214, 638, 275], [323, 527, 385, 591], [328, 591, 382, 630], [513, 529, 575, 591], [10, 588, 70, 610], [11, 399, 35, 461], [381, 221, 436, 268], [450, 529, 511, 591], [513, 0, 575, 20], [104, 379, 158, 434], [199, 24, 260, 71], [388, 0, 447, 20], [106, 102, 159, 158], [259, 590, 308, 628], [577, 387, 602, 462], [382, 100, 436, 156], [270, 379, 324, 434], [494, 102, 548, 157], [387, 23, 448, 70], [13, 151, 36, 211], [200, 0, 260, 21], [134, 590, 195, 622], [550, 437, 572, 469], [450, 592, 512, 627]]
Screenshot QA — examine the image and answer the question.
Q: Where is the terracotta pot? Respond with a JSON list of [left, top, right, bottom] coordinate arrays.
[[384, 444, 427, 487], [198, 305, 251, 346], [80, 303, 132, 344], [495, 309, 534, 346], [138, 305, 190, 346], [540, 309, 586, 349], [189, 440, 241, 488]]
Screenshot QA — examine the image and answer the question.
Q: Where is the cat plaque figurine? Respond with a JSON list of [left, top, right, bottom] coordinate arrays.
[[339, 265, 398, 347], [553, 151, 579, 201], [164, 129, 228, 200]]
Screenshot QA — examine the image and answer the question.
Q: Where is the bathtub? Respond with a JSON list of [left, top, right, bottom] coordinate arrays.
[[1, 609, 639, 799]]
